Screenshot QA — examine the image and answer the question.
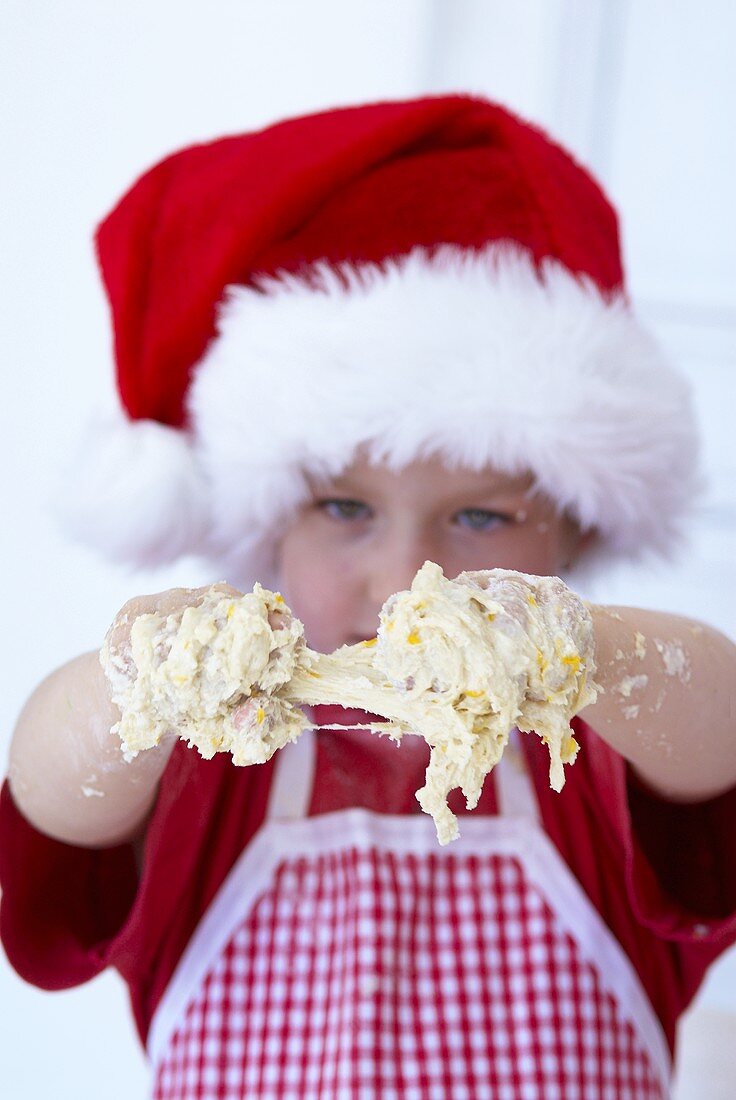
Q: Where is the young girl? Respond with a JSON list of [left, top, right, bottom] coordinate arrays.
[[3, 94, 735, 1100]]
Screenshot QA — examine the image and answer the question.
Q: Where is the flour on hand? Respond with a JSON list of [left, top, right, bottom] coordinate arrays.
[[102, 562, 599, 844]]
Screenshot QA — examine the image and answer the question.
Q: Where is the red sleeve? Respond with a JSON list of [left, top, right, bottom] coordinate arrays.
[[578, 717, 736, 991], [0, 780, 138, 989], [625, 763, 736, 944], [525, 717, 736, 1050], [0, 743, 274, 1044]]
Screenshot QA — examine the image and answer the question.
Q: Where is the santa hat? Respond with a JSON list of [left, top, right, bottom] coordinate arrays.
[[60, 93, 702, 588]]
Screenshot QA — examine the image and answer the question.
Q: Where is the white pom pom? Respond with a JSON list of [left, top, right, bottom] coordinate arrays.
[[53, 410, 210, 566]]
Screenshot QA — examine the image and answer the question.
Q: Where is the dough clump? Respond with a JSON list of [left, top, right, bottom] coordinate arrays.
[[102, 562, 599, 844]]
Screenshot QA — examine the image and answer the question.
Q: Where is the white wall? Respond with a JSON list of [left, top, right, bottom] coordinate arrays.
[[1, 2, 733, 1097]]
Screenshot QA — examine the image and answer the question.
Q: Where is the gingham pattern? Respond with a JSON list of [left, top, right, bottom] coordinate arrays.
[[153, 847, 664, 1100]]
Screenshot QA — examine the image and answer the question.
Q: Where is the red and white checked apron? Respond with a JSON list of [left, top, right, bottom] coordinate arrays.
[[149, 729, 671, 1099]]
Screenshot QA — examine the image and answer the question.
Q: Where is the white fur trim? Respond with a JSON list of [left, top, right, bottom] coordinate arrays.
[[54, 409, 210, 567], [188, 244, 703, 586]]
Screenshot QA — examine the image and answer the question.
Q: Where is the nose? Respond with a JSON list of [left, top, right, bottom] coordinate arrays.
[[365, 534, 438, 611]]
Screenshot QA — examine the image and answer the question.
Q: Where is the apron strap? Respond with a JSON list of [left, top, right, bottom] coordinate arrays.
[[266, 720, 541, 826], [494, 728, 541, 825], [265, 727, 316, 821]]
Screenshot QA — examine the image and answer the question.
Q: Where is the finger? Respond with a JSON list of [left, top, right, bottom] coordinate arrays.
[[210, 582, 244, 598]]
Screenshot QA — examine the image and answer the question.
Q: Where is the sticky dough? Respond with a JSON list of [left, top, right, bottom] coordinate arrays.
[[101, 562, 599, 844]]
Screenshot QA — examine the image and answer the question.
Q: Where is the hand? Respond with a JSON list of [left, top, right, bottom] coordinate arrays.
[[103, 583, 242, 679], [455, 572, 594, 690], [101, 583, 243, 754]]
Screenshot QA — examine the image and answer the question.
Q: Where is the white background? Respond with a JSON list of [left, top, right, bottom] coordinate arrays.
[[1, 2, 734, 1096]]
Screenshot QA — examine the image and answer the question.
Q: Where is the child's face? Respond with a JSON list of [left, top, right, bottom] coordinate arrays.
[[276, 451, 589, 653]]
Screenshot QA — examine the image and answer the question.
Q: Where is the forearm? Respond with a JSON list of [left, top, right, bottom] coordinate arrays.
[[580, 604, 736, 801], [7, 652, 174, 848]]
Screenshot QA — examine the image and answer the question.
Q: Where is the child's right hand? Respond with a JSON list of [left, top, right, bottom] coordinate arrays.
[[104, 583, 243, 671], [101, 583, 246, 758], [7, 583, 240, 850]]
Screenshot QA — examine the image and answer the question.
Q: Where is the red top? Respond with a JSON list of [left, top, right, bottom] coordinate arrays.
[[2, 708, 735, 1056]]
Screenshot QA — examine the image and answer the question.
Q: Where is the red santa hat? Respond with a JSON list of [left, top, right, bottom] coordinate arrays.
[[61, 93, 702, 588]]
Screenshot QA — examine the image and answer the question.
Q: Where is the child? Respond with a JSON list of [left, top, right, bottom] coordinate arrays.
[[2, 94, 736, 1100]]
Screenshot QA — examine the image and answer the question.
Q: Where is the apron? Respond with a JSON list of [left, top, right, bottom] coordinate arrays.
[[148, 728, 671, 1099]]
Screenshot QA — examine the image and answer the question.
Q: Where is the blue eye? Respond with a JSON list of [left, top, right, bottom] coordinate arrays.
[[318, 499, 372, 521], [455, 509, 510, 532]]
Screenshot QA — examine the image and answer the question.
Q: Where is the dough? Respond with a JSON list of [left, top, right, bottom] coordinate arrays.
[[102, 562, 599, 844]]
